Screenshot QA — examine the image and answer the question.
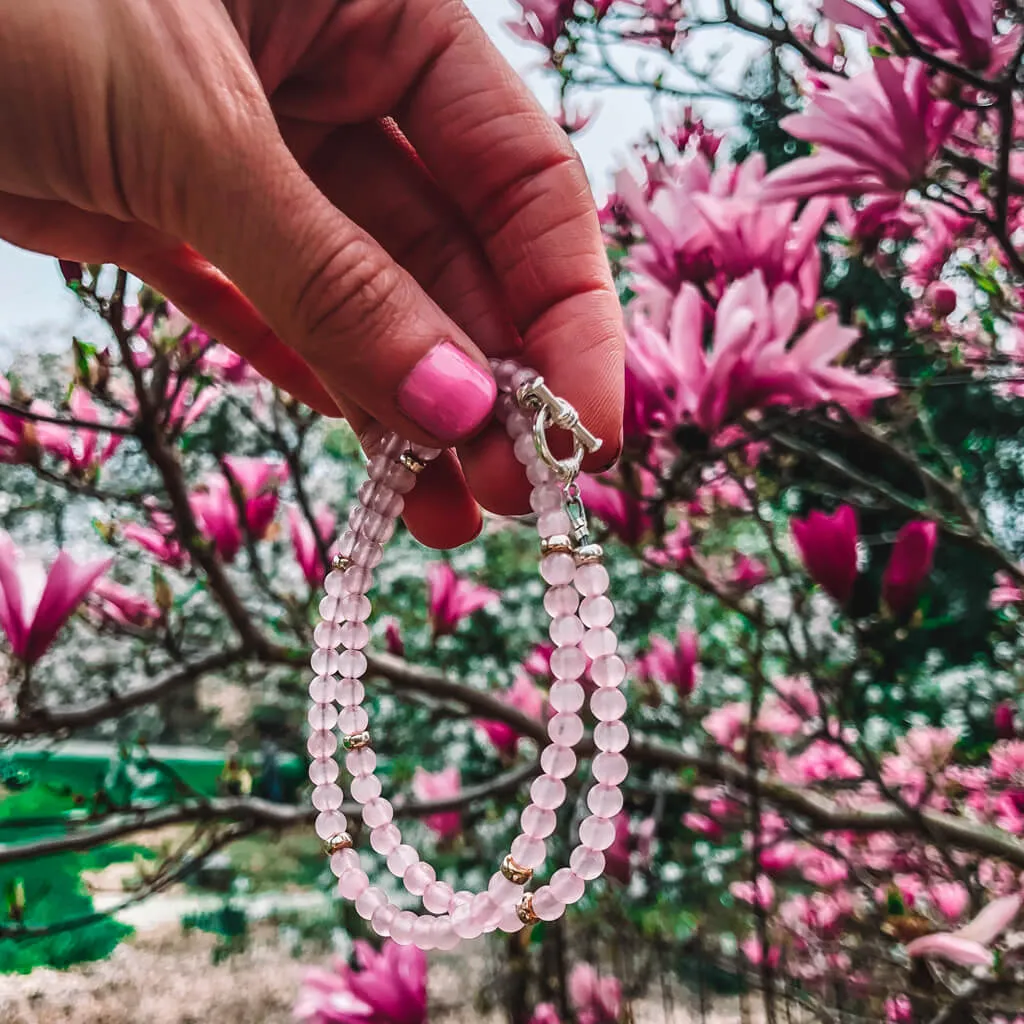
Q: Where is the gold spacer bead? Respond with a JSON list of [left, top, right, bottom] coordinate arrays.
[[501, 854, 534, 885], [331, 553, 353, 572], [342, 730, 371, 751], [516, 892, 539, 926], [323, 832, 353, 855], [540, 534, 573, 556], [573, 543, 604, 566], [399, 451, 427, 474]]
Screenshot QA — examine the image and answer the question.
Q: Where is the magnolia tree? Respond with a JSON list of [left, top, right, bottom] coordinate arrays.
[[4, 0, 1024, 1021]]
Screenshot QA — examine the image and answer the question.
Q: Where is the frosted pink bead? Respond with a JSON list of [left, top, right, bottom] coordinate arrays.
[[492, 359, 518, 389], [511, 366, 538, 390], [310, 648, 340, 675], [387, 844, 418, 876], [346, 748, 377, 776], [575, 563, 609, 596], [412, 916, 438, 950], [307, 730, 337, 758], [423, 880, 455, 914], [550, 646, 586, 680], [371, 904, 398, 937], [376, 462, 417, 494], [549, 615, 585, 647], [582, 627, 617, 658], [594, 720, 629, 752], [319, 594, 345, 622], [580, 595, 614, 628], [544, 585, 579, 618], [339, 869, 370, 899], [452, 902, 484, 940], [521, 804, 557, 838], [470, 893, 502, 931], [452, 890, 474, 909], [355, 886, 387, 919], [362, 797, 394, 828], [532, 886, 565, 922], [308, 703, 338, 731], [487, 873, 523, 904], [336, 679, 365, 706], [312, 784, 344, 811], [315, 811, 347, 839], [314, 621, 343, 650], [404, 861, 436, 896], [339, 594, 372, 621], [526, 460, 553, 486], [350, 774, 381, 803], [530, 774, 567, 810], [510, 834, 546, 869], [433, 920, 460, 950], [308, 675, 336, 704], [336, 530, 359, 558], [570, 846, 605, 880], [538, 509, 572, 538], [358, 479, 405, 518], [579, 815, 616, 850], [390, 910, 417, 945], [593, 751, 628, 785], [505, 410, 531, 438], [547, 712, 584, 746], [591, 654, 626, 688], [324, 570, 347, 598], [339, 622, 370, 650], [540, 744, 576, 779], [352, 537, 384, 569], [549, 681, 585, 713], [338, 705, 370, 734], [530, 484, 564, 514], [330, 848, 360, 877], [498, 905, 526, 933], [338, 650, 368, 677], [591, 688, 627, 722], [309, 758, 338, 785], [513, 432, 537, 464], [587, 784, 623, 818], [370, 823, 401, 855], [550, 868, 586, 904], [341, 565, 374, 594], [541, 552, 576, 586]]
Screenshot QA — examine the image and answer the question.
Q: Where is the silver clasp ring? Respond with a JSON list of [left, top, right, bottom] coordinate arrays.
[[516, 377, 602, 483]]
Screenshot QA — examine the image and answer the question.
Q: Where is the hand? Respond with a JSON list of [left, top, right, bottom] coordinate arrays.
[[0, 0, 624, 547]]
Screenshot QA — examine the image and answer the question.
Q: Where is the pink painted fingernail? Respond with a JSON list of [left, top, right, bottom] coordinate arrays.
[[397, 342, 496, 442]]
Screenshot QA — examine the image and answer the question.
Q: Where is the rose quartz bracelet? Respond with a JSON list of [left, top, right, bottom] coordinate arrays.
[[306, 361, 629, 950]]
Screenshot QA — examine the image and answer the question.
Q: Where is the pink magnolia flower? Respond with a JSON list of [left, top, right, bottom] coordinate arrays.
[[762, 59, 960, 203], [791, 505, 859, 604], [383, 618, 405, 658], [200, 343, 254, 384], [0, 378, 74, 464], [90, 577, 161, 628], [122, 507, 186, 569], [906, 894, 1021, 967], [995, 701, 1017, 740], [740, 934, 782, 968], [569, 964, 622, 1024], [0, 532, 112, 666], [578, 473, 654, 547], [930, 881, 970, 923], [190, 479, 244, 563], [477, 673, 545, 758], [288, 505, 336, 588], [165, 378, 219, 434], [528, 1005, 562, 1024], [882, 520, 937, 618], [426, 562, 499, 637], [295, 940, 427, 1024], [703, 702, 748, 752], [58, 389, 125, 474], [605, 814, 656, 885], [683, 812, 723, 841], [730, 876, 775, 909], [523, 642, 556, 679], [411, 766, 462, 841], [637, 628, 699, 696], [508, 0, 572, 49], [727, 554, 769, 592], [222, 456, 288, 539], [990, 571, 1024, 608]]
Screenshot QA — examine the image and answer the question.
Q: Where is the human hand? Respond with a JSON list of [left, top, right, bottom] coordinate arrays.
[[0, 0, 624, 547]]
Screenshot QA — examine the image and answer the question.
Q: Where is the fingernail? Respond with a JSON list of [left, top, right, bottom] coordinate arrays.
[[398, 342, 496, 442]]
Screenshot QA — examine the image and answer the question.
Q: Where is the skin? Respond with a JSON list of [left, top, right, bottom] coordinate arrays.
[[0, 0, 625, 548]]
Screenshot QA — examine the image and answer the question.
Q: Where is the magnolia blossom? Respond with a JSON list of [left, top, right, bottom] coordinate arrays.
[[508, 0, 572, 48], [426, 562, 498, 636], [791, 505, 859, 604], [762, 59, 959, 203], [411, 766, 462, 841], [90, 577, 161, 628], [906, 894, 1021, 967], [990, 571, 1024, 608], [637, 628, 699, 696], [383, 618, 405, 657], [0, 377, 73, 465], [122, 506, 186, 569], [605, 813, 656, 885], [578, 474, 654, 547], [569, 964, 623, 1024], [881, 520, 937, 618], [0, 532, 111, 666], [476, 673, 545, 758], [288, 505, 336, 588], [295, 940, 427, 1024], [528, 1005, 562, 1024]]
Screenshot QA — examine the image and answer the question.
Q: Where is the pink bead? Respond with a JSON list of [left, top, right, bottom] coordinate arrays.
[[511, 366, 538, 390], [336, 530, 359, 558], [358, 479, 405, 518], [505, 410, 532, 438], [541, 552, 576, 586], [550, 868, 586, 904], [521, 805, 557, 838], [312, 784, 343, 811], [371, 904, 398, 937], [550, 615, 585, 647], [387, 844, 418, 876], [341, 565, 373, 594], [570, 846, 605, 880], [498, 904, 526, 933], [527, 460, 553, 486], [582, 627, 617, 658], [350, 774, 382, 803], [452, 890, 474, 909], [339, 594, 372, 621], [580, 595, 614, 628], [355, 886, 387, 919], [510, 834, 546, 869], [309, 758, 338, 785], [591, 655, 627, 688], [391, 910, 417, 945], [530, 775, 566, 810], [591, 688, 627, 722], [339, 622, 370, 650], [488, 873, 523, 904], [587, 784, 623, 818], [579, 815, 616, 850], [550, 646, 586, 680], [370, 823, 402, 855], [379, 462, 417, 494], [530, 484, 564, 514], [404, 861, 436, 896], [337, 678, 365, 705], [540, 744, 576, 778], [310, 648, 340, 675], [544, 585, 579, 618], [338, 650, 367, 677], [594, 720, 629, 752], [346, 748, 376, 776], [324, 570, 347, 597], [532, 886, 565, 922], [593, 751, 628, 785], [315, 811, 347, 839], [412, 916, 438, 950], [313, 621, 343, 649], [549, 681, 585, 713], [308, 675, 336, 703], [538, 508, 572, 538], [434, 920, 460, 950], [307, 703, 338, 731], [339, 705, 370, 733], [548, 712, 584, 746], [493, 359, 518, 389], [330, 848, 360, 877], [339, 869, 370, 899], [471, 892, 502, 931], [318, 594, 345, 622], [307, 730, 337, 758], [351, 537, 384, 569], [574, 563, 609, 596], [513, 431, 537, 464], [362, 797, 394, 828], [452, 903, 484, 940], [423, 880, 454, 914]]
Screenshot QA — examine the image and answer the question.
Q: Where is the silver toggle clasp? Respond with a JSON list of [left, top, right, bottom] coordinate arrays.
[[516, 377, 602, 483]]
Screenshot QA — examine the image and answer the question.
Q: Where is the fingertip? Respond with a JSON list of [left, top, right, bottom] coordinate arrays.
[[458, 422, 532, 517], [401, 450, 483, 549]]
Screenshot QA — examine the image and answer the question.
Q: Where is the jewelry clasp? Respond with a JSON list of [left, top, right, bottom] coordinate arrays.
[[516, 377, 602, 483]]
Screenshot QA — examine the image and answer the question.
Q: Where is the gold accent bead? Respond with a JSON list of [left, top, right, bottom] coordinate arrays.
[[342, 730, 371, 751], [399, 451, 427, 474], [573, 543, 604, 566], [540, 534, 573, 556], [516, 892, 539, 925], [323, 832, 353, 855], [501, 855, 533, 885], [331, 554, 353, 572]]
